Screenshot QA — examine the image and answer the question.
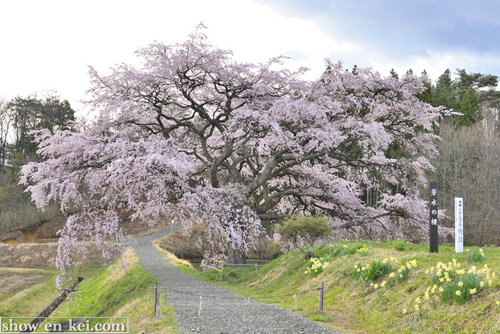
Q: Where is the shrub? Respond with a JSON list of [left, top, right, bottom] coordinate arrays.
[[466, 249, 485, 263], [276, 214, 331, 258], [390, 239, 407, 251]]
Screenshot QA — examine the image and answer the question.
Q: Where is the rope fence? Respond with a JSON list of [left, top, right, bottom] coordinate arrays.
[[201, 257, 272, 277], [150, 282, 326, 317]]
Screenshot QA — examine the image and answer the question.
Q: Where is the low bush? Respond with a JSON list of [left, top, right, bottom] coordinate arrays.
[[466, 249, 485, 263], [390, 239, 407, 251]]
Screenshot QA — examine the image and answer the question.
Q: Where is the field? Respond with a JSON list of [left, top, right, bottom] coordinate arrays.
[[0, 246, 177, 334]]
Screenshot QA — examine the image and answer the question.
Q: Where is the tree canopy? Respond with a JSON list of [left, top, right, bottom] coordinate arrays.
[[0, 93, 75, 237], [21, 29, 444, 275]]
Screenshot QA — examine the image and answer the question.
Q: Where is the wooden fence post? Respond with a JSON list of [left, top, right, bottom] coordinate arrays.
[[154, 283, 160, 318], [318, 282, 324, 313]]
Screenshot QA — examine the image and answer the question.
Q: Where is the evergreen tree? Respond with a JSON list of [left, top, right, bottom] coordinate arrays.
[[7, 94, 75, 156], [456, 88, 481, 127], [434, 69, 455, 109], [417, 81, 434, 105], [390, 68, 398, 79]]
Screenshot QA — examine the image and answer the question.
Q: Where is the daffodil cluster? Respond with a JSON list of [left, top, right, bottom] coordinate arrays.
[[427, 259, 461, 284], [304, 257, 330, 278], [387, 259, 417, 286], [406, 259, 498, 312], [356, 247, 370, 256], [353, 257, 398, 283]]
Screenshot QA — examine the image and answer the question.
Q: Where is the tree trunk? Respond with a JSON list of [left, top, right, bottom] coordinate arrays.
[[227, 245, 246, 264]]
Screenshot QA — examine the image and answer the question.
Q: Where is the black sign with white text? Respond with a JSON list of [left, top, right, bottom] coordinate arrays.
[[429, 181, 438, 253]]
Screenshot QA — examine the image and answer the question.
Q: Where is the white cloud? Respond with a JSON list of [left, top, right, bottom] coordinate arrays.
[[0, 0, 361, 115], [4, 0, 495, 118]]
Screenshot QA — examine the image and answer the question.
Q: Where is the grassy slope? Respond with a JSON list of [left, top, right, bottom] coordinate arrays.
[[0, 268, 60, 317], [1, 248, 178, 334], [157, 240, 500, 334]]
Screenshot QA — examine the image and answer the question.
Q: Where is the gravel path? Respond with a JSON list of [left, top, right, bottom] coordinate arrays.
[[133, 227, 339, 334]]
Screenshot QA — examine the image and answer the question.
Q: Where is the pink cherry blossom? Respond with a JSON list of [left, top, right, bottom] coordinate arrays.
[[21, 27, 451, 286]]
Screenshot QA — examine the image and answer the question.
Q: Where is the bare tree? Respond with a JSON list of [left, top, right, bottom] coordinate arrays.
[[0, 98, 11, 166], [434, 116, 500, 245]]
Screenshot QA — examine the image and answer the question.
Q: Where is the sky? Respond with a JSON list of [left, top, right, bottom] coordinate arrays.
[[1, 0, 499, 115]]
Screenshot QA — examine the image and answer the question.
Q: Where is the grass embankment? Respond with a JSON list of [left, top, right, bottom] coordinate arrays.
[[1, 248, 178, 334], [0, 267, 60, 317], [157, 240, 500, 334]]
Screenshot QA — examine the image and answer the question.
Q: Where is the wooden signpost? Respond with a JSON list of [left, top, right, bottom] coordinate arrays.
[[429, 181, 438, 253]]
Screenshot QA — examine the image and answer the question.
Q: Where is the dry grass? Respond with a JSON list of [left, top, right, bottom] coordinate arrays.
[[152, 241, 195, 268], [0, 269, 51, 296], [0, 269, 59, 317], [0, 242, 121, 268], [99, 248, 138, 286]]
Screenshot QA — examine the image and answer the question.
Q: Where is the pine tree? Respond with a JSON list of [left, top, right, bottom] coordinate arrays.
[[434, 69, 456, 110], [390, 68, 398, 79], [456, 87, 481, 127]]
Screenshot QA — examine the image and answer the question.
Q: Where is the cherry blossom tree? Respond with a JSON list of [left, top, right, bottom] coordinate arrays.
[[21, 27, 445, 278]]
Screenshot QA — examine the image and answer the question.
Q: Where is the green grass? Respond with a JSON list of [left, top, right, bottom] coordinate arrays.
[[1, 249, 178, 334], [52, 251, 178, 334], [0, 268, 60, 317], [157, 240, 500, 334]]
